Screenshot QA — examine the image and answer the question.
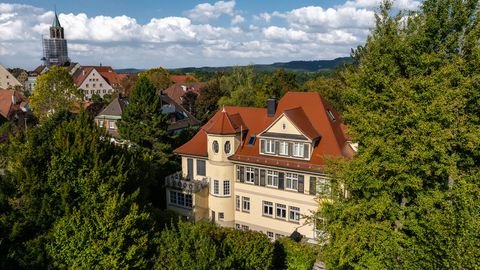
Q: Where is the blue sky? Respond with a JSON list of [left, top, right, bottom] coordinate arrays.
[[0, 0, 420, 69]]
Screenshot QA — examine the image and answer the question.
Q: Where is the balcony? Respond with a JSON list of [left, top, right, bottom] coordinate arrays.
[[165, 171, 209, 193]]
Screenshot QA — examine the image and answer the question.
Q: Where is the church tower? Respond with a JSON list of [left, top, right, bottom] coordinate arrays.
[[42, 10, 70, 67]]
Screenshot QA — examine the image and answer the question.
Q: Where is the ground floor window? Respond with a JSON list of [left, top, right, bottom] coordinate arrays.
[[169, 190, 193, 208]]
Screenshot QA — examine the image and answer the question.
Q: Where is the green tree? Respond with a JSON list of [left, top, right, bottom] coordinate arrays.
[[303, 74, 346, 113], [321, 1, 480, 269], [195, 75, 224, 121], [219, 66, 262, 107], [142, 67, 172, 91], [30, 66, 82, 121]]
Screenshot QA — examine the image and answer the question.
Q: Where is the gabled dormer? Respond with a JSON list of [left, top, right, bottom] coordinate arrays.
[[258, 107, 319, 161]]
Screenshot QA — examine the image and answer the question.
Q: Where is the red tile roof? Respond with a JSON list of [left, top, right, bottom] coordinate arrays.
[[72, 66, 125, 89], [174, 92, 354, 172], [163, 82, 205, 105], [170, 75, 199, 84], [0, 89, 27, 120]]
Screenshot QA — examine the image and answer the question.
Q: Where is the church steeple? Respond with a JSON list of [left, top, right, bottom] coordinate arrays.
[[49, 10, 64, 39]]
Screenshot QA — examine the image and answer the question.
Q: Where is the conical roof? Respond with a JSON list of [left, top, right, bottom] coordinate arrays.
[[52, 11, 61, 28]]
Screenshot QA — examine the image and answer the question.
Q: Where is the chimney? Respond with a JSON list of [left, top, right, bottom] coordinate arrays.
[[267, 97, 277, 117]]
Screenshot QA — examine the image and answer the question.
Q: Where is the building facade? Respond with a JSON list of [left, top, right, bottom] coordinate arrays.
[[166, 92, 355, 241], [0, 65, 22, 90]]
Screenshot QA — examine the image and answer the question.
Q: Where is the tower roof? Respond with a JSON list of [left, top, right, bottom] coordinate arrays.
[[52, 11, 61, 28]]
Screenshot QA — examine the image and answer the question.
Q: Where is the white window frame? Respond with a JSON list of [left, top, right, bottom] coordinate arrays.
[[276, 203, 286, 219], [109, 121, 115, 129], [99, 120, 104, 127], [267, 170, 279, 187], [245, 167, 255, 184], [242, 196, 250, 212], [279, 141, 288, 155], [213, 179, 219, 195], [286, 173, 299, 191], [289, 206, 300, 223], [263, 201, 273, 216], [265, 139, 275, 154], [223, 180, 230, 196], [293, 142, 304, 157], [218, 212, 224, 221], [267, 231, 274, 240], [169, 191, 193, 209]]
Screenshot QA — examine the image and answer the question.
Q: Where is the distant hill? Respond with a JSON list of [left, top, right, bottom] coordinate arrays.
[[115, 57, 353, 74]]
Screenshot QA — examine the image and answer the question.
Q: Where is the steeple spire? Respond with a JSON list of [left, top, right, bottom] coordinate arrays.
[[52, 7, 61, 28]]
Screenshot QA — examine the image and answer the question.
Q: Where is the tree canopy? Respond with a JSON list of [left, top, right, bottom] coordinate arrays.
[[320, 0, 480, 268], [30, 66, 82, 122]]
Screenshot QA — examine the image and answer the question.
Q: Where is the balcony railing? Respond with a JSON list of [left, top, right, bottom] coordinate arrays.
[[165, 171, 209, 193]]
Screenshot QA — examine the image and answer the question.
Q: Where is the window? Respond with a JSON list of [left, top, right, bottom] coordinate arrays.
[[213, 180, 219, 195], [235, 223, 241, 229], [109, 121, 115, 129], [293, 143, 304, 157], [100, 83, 103, 87], [224, 141, 231, 154], [236, 195, 240, 211], [267, 231, 274, 240], [99, 120, 104, 127], [263, 201, 273, 216], [327, 109, 336, 122], [241, 225, 249, 231], [267, 170, 279, 187], [286, 173, 299, 190], [93, 84, 96, 87], [223, 180, 230, 196], [242, 197, 250, 212], [248, 135, 256, 145], [279, 141, 288, 155], [212, 140, 219, 153], [218, 212, 224, 221], [275, 233, 284, 240], [86, 84, 89, 88], [265, 139, 275, 154], [276, 203, 286, 219], [245, 167, 255, 184], [169, 191, 193, 208], [317, 177, 332, 196], [196, 160, 206, 176], [289, 206, 300, 223]]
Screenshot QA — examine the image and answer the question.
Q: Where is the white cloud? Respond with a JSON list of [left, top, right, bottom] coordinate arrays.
[[231, 14, 244, 25], [0, 2, 381, 69], [343, 0, 421, 10], [186, 1, 236, 22]]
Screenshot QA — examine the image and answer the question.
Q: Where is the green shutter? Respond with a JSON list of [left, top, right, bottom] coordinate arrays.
[[298, 175, 304, 193], [288, 142, 293, 156], [254, 168, 259, 185], [309, 177, 316, 195], [275, 141, 280, 154], [260, 139, 265, 154], [278, 172, 284, 190], [260, 169, 266, 186], [239, 166, 245, 183], [304, 144, 309, 159]]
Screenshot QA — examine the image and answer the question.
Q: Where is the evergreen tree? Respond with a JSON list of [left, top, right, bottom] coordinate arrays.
[[321, 1, 480, 268]]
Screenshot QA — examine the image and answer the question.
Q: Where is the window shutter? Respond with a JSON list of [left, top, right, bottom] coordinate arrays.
[[260, 139, 265, 154], [288, 142, 293, 156], [309, 177, 316, 195], [260, 169, 266, 186], [298, 175, 304, 193], [304, 144, 309, 159], [275, 141, 280, 154], [239, 166, 245, 183], [236, 166, 240, 182], [278, 172, 284, 190], [254, 168, 259, 185]]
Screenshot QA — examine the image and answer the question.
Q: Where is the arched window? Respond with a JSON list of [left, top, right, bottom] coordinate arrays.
[[213, 140, 219, 153], [224, 141, 231, 154]]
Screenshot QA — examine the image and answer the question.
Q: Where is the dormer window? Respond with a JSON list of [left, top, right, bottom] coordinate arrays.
[[265, 140, 276, 154], [293, 143, 304, 157], [248, 135, 256, 145]]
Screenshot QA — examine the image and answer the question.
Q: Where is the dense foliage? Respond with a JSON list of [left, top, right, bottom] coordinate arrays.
[[320, 0, 480, 268], [30, 66, 82, 122]]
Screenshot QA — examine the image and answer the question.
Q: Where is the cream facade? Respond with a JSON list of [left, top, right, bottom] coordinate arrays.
[[165, 92, 350, 242], [78, 68, 114, 99], [0, 65, 22, 90]]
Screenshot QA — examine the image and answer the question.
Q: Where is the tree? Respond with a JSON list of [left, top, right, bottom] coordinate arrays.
[[195, 75, 224, 121], [181, 90, 198, 115], [119, 73, 139, 96], [218, 66, 262, 107], [30, 66, 82, 122], [320, 1, 480, 268], [142, 67, 172, 91], [303, 73, 346, 113]]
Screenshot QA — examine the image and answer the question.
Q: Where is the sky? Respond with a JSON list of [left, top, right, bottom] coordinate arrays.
[[0, 0, 420, 70]]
